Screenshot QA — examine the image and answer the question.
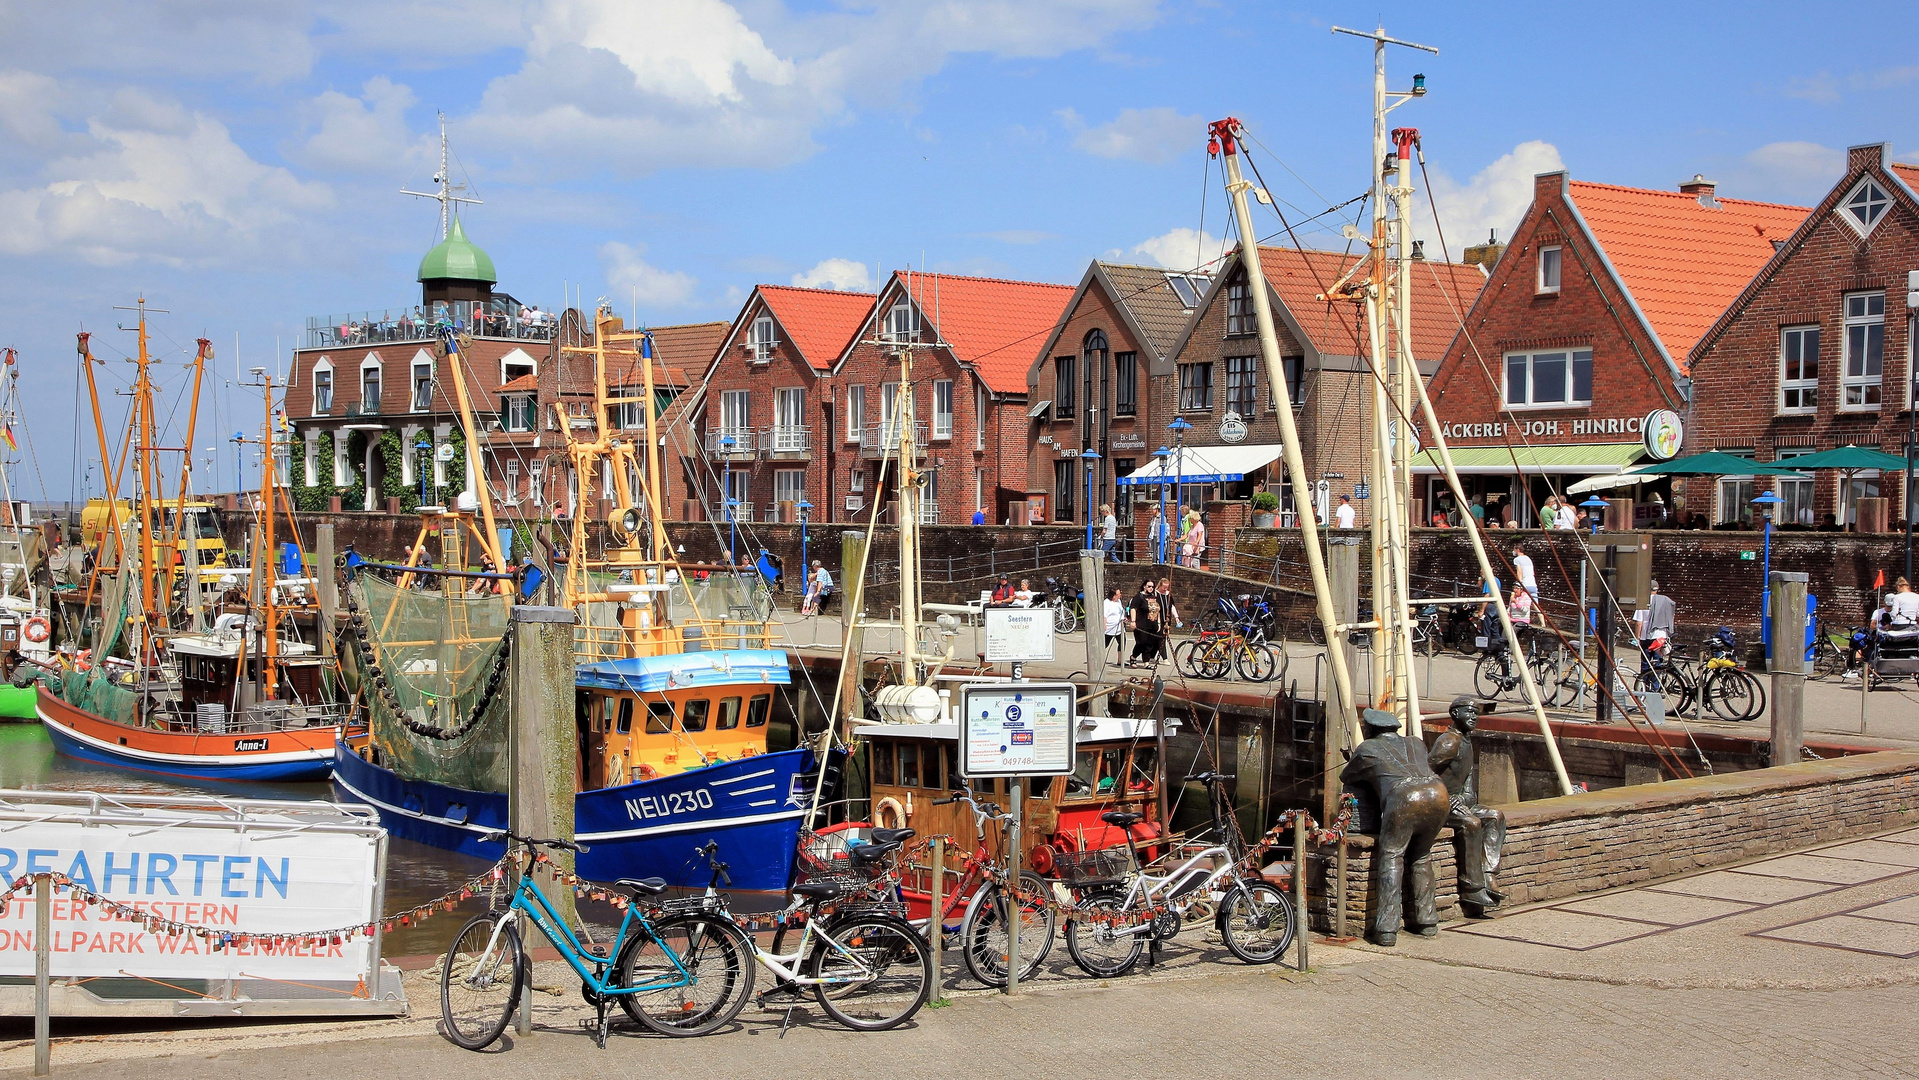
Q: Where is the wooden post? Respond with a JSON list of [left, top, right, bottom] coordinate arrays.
[[1324, 541, 1361, 826], [33, 875, 49, 1076], [315, 523, 336, 662], [1079, 550, 1107, 715], [509, 605, 580, 928], [928, 839, 946, 1002], [1293, 815, 1309, 972], [1771, 571, 1808, 766], [839, 532, 868, 729]]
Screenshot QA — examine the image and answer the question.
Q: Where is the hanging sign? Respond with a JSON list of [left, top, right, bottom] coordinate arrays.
[[959, 682, 1077, 777], [984, 607, 1055, 663], [435, 444, 456, 463], [1643, 410, 1683, 460], [1219, 412, 1248, 444]]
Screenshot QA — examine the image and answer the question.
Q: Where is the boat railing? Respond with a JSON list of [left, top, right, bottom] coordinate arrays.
[[174, 699, 351, 734], [573, 618, 774, 663]]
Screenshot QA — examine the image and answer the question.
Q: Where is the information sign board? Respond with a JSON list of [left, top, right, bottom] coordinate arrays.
[[984, 607, 1055, 663], [959, 682, 1077, 777]]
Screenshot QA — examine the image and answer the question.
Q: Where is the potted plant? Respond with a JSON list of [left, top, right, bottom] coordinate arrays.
[[1251, 490, 1280, 528]]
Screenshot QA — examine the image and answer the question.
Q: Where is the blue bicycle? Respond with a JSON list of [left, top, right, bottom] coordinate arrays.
[[439, 832, 752, 1051]]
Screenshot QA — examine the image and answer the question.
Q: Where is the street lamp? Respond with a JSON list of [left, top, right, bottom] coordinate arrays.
[[1153, 446, 1172, 564], [720, 434, 738, 563], [1167, 418, 1192, 517], [231, 431, 247, 495], [1080, 448, 1101, 551], [1579, 495, 1609, 536], [414, 434, 433, 507], [1752, 490, 1784, 657], [797, 498, 813, 585]]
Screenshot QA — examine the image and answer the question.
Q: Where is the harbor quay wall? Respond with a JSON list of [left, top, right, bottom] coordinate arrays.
[[1309, 748, 1919, 933]]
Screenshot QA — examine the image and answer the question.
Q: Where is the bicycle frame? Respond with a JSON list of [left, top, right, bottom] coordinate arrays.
[[479, 866, 691, 999]]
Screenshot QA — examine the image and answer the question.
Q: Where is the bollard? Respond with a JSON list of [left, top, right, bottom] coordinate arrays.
[[34, 875, 49, 1076], [928, 839, 945, 1003], [1005, 781, 1022, 997], [1334, 838, 1348, 939], [1293, 816, 1309, 973], [508, 605, 579, 1036], [1770, 572, 1808, 766]]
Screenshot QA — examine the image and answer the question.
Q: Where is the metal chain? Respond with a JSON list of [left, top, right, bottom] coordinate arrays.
[[341, 586, 513, 741]]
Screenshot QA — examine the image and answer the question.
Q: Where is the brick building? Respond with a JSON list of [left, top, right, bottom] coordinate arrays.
[[1422, 172, 1806, 525], [822, 271, 1072, 524], [1131, 246, 1484, 530], [1687, 143, 1919, 529], [678, 284, 873, 524], [1022, 261, 1199, 529]]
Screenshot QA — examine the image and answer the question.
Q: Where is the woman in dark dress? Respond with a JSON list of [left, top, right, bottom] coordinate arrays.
[[1128, 595, 1163, 667]]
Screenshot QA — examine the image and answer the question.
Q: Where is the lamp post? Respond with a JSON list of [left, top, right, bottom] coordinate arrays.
[[1080, 448, 1101, 550], [1580, 494, 1609, 536], [1167, 418, 1192, 517], [797, 498, 813, 583], [1153, 447, 1171, 564], [414, 434, 433, 507], [720, 434, 738, 563], [231, 432, 247, 496], [1752, 491, 1783, 657]]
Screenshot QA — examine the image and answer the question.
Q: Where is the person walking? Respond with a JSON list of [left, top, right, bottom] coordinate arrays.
[[1335, 495, 1356, 529], [1099, 504, 1119, 561], [1155, 577, 1183, 632], [1634, 578, 1676, 655], [1180, 510, 1206, 568], [1512, 541, 1537, 598], [1102, 585, 1127, 662], [1127, 591, 1164, 667], [801, 560, 833, 615]]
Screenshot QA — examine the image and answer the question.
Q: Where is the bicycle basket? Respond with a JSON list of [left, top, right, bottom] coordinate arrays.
[[1050, 845, 1130, 882]]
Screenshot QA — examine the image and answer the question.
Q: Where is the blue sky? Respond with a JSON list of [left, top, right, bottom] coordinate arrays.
[[2, 0, 1916, 498]]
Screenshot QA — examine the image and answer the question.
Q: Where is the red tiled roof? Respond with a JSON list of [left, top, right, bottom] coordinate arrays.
[[1891, 162, 1919, 193], [756, 285, 875, 371], [898, 272, 1074, 394], [1566, 181, 1809, 371], [613, 321, 727, 387], [496, 373, 537, 393], [1253, 246, 1485, 361]]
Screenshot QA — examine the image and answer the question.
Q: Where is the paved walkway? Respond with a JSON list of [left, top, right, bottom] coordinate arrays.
[[9, 827, 1919, 1077]]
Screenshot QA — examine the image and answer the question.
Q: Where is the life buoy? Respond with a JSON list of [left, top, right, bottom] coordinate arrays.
[[21, 617, 49, 644], [873, 796, 907, 830]]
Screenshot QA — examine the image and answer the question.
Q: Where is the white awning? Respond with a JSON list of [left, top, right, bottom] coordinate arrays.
[[1117, 443, 1284, 485], [1566, 471, 1649, 495]]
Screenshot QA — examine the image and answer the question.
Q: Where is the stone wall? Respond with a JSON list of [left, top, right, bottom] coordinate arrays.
[[1307, 749, 1919, 934]]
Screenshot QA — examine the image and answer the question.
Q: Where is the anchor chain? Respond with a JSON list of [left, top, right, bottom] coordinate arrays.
[[341, 586, 513, 741]]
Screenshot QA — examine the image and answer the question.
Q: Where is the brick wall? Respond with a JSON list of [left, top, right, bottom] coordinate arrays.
[[1028, 277, 1153, 524], [692, 293, 834, 523], [1309, 749, 1919, 932]]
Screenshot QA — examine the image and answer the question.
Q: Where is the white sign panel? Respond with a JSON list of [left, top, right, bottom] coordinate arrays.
[[985, 607, 1055, 663], [0, 816, 379, 982], [959, 682, 1077, 777]]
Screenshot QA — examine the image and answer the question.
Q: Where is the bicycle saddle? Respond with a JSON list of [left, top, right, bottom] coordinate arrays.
[[847, 840, 903, 866], [1100, 811, 1144, 828], [616, 877, 667, 896], [791, 880, 847, 900], [869, 827, 915, 845]]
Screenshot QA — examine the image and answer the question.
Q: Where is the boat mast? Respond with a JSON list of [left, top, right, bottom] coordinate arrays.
[[896, 331, 922, 683], [443, 333, 510, 607], [75, 334, 128, 602], [257, 371, 280, 700], [160, 339, 212, 607]]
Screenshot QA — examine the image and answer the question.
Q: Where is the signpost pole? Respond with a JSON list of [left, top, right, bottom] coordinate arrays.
[[928, 839, 945, 1003], [33, 875, 49, 1077], [1006, 780, 1022, 997]]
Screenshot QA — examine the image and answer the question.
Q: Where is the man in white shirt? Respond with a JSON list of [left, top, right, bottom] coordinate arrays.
[[1512, 542, 1537, 599], [1554, 501, 1578, 530], [1335, 496, 1356, 529]]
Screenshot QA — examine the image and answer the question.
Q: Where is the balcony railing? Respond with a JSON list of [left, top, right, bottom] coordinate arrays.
[[705, 428, 757, 458], [345, 401, 381, 418], [712, 502, 755, 524], [305, 299, 556, 349], [763, 425, 811, 456], [860, 422, 928, 459]]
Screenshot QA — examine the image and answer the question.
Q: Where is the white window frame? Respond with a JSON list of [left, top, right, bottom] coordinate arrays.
[[719, 389, 751, 442], [880, 381, 900, 441], [1846, 470, 1883, 526], [311, 358, 334, 415], [503, 460, 520, 505], [1778, 325, 1820, 414], [359, 357, 382, 414], [974, 384, 986, 451], [974, 468, 985, 517], [504, 394, 535, 433], [846, 385, 865, 444], [1503, 348, 1593, 409], [1717, 476, 1755, 526], [773, 387, 805, 452], [774, 468, 805, 508], [411, 357, 434, 412], [528, 460, 544, 504], [933, 379, 953, 439], [850, 467, 865, 493], [498, 347, 536, 386], [303, 432, 319, 486], [749, 315, 776, 362], [1840, 176, 1892, 238], [1842, 291, 1884, 411], [883, 301, 919, 343], [1537, 246, 1562, 294], [1773, 450, 1815, 527]]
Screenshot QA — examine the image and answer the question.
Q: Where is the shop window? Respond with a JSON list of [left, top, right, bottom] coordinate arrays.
[[1779, 326, 1819, 413], [1503, 349, 1592, 408], [1843, 292, 1884, 409], [1115, 352, 1137, 415], [1717, 478, 1755, 526], [1055, 356, 1077, 419], [1537, 246, 1562, 294], [1178, 362, 1213, 412]]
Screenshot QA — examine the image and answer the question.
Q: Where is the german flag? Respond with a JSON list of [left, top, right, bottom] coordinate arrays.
[[1, 428, 16, 453]]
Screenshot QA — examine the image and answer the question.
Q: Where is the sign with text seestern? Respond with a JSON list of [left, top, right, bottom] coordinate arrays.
[[960, 682, 1077, 777], [0, 812, 380, 982], [984, 607, 1055, 663]]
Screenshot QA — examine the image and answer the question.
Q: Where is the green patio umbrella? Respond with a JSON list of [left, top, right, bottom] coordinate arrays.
[[1768, 444, 1910, 471], [1626, 451, 1809, 476]]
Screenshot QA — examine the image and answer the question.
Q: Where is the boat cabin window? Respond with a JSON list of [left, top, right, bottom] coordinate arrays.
[[897, 742, 921, 787], [746, 695, 769, 728], [615, 698, 633, 735], [873, 743, 895, 786], [1063, 747, 1156, 799], [716, 697, 741, 730], [683, 699, 710, 733], [647, 701, 674, 734]]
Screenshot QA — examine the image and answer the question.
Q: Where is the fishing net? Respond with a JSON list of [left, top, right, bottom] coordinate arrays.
[[347, 574, 513, 793], [49, 565, 138, 726]]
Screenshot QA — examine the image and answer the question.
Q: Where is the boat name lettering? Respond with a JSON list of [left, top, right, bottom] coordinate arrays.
[[232, 738, 269, 752], [624, 788, 715, 822]]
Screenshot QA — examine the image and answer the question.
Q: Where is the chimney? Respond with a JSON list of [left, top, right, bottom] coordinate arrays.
[[1463, 228, 1505, 270], [1680, 174, 1719, 208]]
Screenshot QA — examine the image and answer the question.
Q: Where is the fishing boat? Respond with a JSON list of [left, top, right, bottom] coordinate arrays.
[[0, 348, 54, 719], [37, 305, 342, 782], [334, 316, 830, 890]]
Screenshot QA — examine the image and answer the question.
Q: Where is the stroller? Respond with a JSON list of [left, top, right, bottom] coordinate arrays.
[[1869, 616, 1919, 686]]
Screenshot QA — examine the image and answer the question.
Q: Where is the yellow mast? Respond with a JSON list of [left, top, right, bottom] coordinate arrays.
[[160, 339, 212, 604], [258, 373, 280, 699], [76, 333, 128, 603], [444, 333, 510, 608]]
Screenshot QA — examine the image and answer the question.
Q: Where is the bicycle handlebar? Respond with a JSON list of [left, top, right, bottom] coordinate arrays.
[[482, 830, 591, 854], [1185, 772, 1234, 783], [697, 840, 732, 887]]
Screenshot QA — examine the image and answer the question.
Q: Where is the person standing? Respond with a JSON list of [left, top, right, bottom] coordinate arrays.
[[1468, 494, 1486, 525], [1634, 578, 1676, 649], [1180, 511, 1206, 568], [1155, 577, 1183, 631], [1099, 504, 1119, 561], [1147, 506, 1169, 563], [1512, 541, 1537, 599], [1102, 585, 1127, 662], [803, 560, 833, 615], [972, 506, 986, 526], [1555, 499, 1578, 530], [1335, 495, 1356, 529]]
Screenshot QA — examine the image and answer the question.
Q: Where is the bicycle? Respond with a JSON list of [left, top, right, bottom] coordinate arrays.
[[1806, 619, 1857, 681], [1062, 772, 1295, 977], [1692, 627, 1766, 722], [438, 832, 752, 1051], [1174, 628, 1277, 682], [671, 841, 933, 1032], [1044, 576, 1085, 634], [1472, 630, 1555, 702]]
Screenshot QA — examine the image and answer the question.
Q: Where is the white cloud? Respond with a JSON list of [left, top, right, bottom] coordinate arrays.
[[294, 77, 434, 175], [1419, 140, 1565, 252], [1109, 226, 1228, 272], [1784, 72, 1840, 105], [1738, 141, 1845, 203], [791, 258, 872, 292], [0, 71, 68, 151], [1063, 106, 1201, 164], [0, 88, 331, 266], [600, 240, 698, 307]]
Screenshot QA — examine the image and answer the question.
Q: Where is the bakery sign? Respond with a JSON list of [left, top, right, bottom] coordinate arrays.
[[1440, 412, 1659, 442]]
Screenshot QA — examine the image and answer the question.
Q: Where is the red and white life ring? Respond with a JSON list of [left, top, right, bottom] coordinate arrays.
[[20, 617, 49, 644]]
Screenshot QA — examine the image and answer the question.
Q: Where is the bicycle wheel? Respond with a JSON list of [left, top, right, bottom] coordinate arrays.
[[439, 912, 524, 1051], [1198, 641, 1233, 680], [1705, 668, 1767, 722], [1810, 639, 1849, 680], [1054, 602, 1078, 634], [1629, 666, 1684, 719], [959, 873, 1056, 987], [1234, 640, 1277, 682], [1173, 639, 1204, 678], [810, 916, 932, 1031], [1216, 879, 1296, 964], [1305, 618, 1327, 647], [1472, 654, 1509, 699], [615, 914, 754, 1036], [1063, 888, 1143, 977]]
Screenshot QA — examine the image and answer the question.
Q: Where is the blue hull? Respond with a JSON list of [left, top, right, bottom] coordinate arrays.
[[332, 742, 830, 891], [42, 717, 336, 783]]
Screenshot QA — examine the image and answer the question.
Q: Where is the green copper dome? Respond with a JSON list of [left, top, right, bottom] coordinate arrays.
[[416, 218, 497, 283]]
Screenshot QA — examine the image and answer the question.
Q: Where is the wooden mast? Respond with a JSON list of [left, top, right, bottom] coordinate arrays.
[[76, 333, 128, 602], [259, 373, 280, 700], [160, 339, 212, 606]]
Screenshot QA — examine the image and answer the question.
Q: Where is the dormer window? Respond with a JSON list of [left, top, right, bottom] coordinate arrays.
[[312, 359, 333, 414], [411, 358, 434, 411], [1841, 176, 1891, 237], [749, 316, 776, 361], [1537, 246, 1562, 294], [360, 359, 382, 414], [883, 302, 919, 343], [1165, 273, 1207, 309]]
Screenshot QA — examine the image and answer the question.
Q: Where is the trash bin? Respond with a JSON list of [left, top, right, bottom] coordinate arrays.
[[1633, 688, 1666, 725]]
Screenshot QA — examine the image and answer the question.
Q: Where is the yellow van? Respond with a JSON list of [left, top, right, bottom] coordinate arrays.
[[81, 498, 227, 567]]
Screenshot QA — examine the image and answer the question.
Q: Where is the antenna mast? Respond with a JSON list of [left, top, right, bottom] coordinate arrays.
[[401, 112, 482, 239]]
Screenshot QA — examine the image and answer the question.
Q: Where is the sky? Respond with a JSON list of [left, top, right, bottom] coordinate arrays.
[[2, 0, 1917, 500]]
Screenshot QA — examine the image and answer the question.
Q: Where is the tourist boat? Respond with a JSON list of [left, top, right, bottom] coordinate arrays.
[[37, 306, 342, 782], [334, 316, 831, 891]]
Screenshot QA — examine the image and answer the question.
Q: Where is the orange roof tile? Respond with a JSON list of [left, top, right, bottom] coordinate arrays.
[[496, 373, 537, 393], [756, 285, 875, 371], [1890, 162, 1919, 194], [613, 321, 727, 387], [898, 272, 1074, 394], [1566, 181, 1809, 370], [1253, 246, 1485, 361]]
